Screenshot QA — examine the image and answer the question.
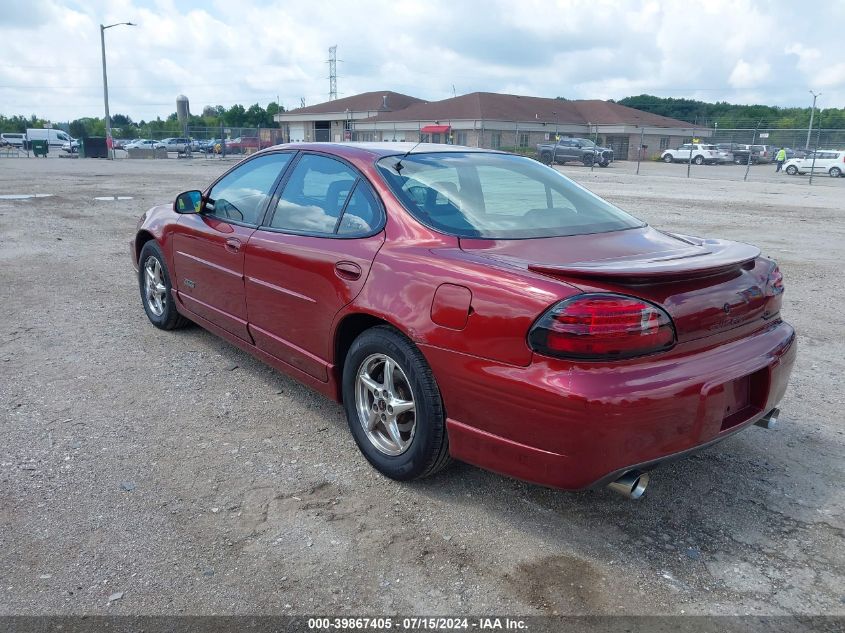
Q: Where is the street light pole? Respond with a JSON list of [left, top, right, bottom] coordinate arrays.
[[805, 90, 820, 150], [100, 21, 136, 159]]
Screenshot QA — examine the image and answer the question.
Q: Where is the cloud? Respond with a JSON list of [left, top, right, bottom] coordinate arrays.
[[0, 0, 842, 122], [728, 59, 772, 88]]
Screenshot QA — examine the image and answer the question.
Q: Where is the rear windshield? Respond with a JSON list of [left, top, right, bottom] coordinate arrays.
[[376, 152, 644, 239]]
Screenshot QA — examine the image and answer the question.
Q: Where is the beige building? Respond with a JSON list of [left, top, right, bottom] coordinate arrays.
[[275, 90, 709, 160]]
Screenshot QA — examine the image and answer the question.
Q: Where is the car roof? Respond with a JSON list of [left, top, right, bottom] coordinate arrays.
[[270, 142, 500, 159]]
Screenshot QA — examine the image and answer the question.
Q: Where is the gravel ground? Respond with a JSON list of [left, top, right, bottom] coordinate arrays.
[[0, 154, 843, 617]]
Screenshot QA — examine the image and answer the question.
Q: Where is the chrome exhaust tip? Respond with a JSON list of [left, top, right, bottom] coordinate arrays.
[[755, 407, 780, 430], [607, 470, 649, 499]]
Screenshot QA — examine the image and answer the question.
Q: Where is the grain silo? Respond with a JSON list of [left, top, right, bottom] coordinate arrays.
[[176, 95, 190, 135]]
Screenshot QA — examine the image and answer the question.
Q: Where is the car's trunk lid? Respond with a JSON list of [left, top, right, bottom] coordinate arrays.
[[459, 226, 775, 343]]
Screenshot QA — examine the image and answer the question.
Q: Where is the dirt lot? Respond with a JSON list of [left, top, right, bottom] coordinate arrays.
[[1, 155, 843, 617]]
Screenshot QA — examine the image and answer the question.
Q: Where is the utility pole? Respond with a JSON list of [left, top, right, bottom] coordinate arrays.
[[806, 90, 820, 150], [100, 21, 136, 159], [328, 45, 338, 101]]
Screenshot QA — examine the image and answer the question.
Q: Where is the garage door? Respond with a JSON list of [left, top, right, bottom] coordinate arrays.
[[289, 123, 305, 142]]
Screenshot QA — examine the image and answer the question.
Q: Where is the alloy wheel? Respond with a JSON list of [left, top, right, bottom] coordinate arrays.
[[355, 353, 416, 456], [144, 256, 167, 317]]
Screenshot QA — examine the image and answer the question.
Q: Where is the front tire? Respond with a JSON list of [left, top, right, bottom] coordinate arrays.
[[693, 155, 705, 165], [138, 241, 189, 330], [663, 154, 673, 163], [786, 165, 798, 175], [342, 326, 451, 481]]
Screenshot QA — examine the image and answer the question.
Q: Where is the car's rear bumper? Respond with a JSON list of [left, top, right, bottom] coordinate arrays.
[[421, 320, 796, 490]]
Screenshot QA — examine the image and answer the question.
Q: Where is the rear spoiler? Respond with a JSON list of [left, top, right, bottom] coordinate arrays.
[[528, 238, 760, 282]]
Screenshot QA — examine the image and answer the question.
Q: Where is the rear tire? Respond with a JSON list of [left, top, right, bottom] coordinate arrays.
[[138, 241, 189, 330], [830, 167, 842, 178], [342, 326, 451, 481], [582, 154, 594, 167], [540, 151, 552, 165], [693, 155, 705, 165]]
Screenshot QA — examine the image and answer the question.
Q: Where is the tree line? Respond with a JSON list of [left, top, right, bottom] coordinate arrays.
[[0, 101, 284, 138], [615, 94, 845, 129]]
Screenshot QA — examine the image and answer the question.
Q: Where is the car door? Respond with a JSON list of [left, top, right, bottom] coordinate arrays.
[[553, 140, 571, 162], [170, 152, 295, 340], [816, 151, 834, 172], [676, 144, 691, 160], [244, 152, 386, 381]]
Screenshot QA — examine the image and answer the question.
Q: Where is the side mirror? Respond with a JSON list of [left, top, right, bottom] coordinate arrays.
[[174, 190, 202, 214]]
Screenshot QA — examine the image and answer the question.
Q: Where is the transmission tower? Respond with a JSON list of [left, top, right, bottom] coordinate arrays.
[[328, 45, 338, 101]]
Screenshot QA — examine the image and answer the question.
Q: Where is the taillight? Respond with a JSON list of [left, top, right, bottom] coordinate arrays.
[[528, 293, 676, 361], [763, 264, 784, 318], [766, 265, 784, 297]]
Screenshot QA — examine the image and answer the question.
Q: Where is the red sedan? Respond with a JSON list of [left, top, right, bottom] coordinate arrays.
[[131, 143, 795, 498]]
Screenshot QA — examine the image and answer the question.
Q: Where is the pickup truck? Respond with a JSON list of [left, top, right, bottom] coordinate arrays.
[[536, 137, 613, 167]]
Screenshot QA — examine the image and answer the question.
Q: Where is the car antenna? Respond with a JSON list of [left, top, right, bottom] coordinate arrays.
[[394, 138, 424, 174]]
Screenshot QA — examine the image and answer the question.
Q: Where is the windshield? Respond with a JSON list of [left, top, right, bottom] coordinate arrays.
[[376, 152, 645, 239]]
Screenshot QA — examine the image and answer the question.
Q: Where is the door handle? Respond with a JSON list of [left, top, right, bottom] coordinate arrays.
[[335, 261, 362, 281], [224, 238, 242, 253]]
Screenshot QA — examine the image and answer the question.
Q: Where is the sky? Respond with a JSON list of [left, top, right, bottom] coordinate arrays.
[[1, 0, 843, 122]]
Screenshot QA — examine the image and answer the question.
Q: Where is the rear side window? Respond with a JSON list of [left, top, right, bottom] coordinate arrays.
[[270, 154, 358, 234], [338, 183, 380, 235]]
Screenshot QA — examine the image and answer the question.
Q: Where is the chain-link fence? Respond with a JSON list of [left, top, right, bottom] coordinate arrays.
[[110, 126, 285, 157], [707, 128, 845, 150]]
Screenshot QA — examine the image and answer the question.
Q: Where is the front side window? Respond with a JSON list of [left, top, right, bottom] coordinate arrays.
[[377, 152, 644, 239], [270, 153, 376, 235], [206, 152, 292, 225]]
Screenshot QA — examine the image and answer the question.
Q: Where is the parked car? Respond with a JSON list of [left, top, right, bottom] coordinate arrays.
[[784, 150, 845, 177], [132, 143, 795, 498], [125, 139, 166, 150], [161, 137, 191, 152], [112, 139, 131, 150], [1, 132, 26, 147], [661, 143, 721, 165], [752, 145, 773, 163], [537, 137, 613, 167], [61, 139, 80, 153], [227, 136, 261, 154]]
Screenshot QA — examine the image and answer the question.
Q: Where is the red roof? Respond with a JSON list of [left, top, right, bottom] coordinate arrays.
[[361, 92, 696, 128], [283, 91, 424, 115]]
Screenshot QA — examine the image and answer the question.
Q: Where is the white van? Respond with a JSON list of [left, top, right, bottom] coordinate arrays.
[[26, 128, 75, 148], [1, 132, 26, 147]]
